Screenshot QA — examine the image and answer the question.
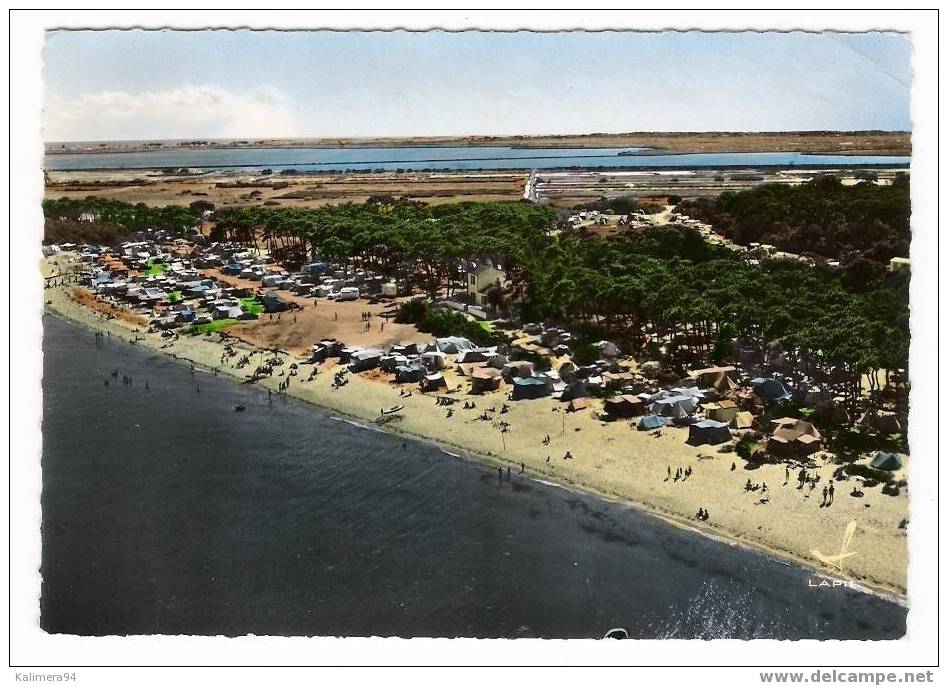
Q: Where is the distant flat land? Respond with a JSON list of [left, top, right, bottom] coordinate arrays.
[[46, 131, 911, 156], [44, 170, 530, 208], [45, 165, 911, 210]]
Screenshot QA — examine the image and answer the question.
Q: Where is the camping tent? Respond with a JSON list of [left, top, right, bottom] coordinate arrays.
[[395, 363, 426, 383], [710, 372, 740, 394], [420, 351, 447, 371], [704, 400, 739, 423], [857, 410, 902, 435], [380, 354, 409, 372], [689, 365, 737, 387], [502, 360, 535, 381], [421, 373, 448, 392], [767, 417, 823, 456], [567, 397, 590, 412], [870, 451, 903, 471], [637, 415, 665, 431], [730, 411, 756, 430], [750, 377, 791, 402], [511, 376, 550, 400], [649, 394, 695, 418], [433, 336, 473, 354], [604, 395, 645, 418], [687, 419, 732, 446], [470, 367, 502, 393], [456, 347, 494, 364], [349, 348, 384, 372], [561, 379, 590, 401], [262, 291, 291, 313]]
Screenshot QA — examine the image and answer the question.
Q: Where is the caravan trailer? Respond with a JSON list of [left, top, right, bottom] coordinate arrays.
[[335, 287, 360, 301]]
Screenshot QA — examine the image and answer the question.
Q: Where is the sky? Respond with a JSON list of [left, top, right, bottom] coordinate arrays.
[[42, 30, 912, 142]]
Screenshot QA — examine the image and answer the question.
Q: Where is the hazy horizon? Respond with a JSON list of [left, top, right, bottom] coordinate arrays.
[[44, 30, 912, 142], [45, 128, 913, 146]]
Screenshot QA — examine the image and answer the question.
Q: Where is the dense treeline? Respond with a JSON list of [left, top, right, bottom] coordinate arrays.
[[43, 217, 138, 246], [43, 196, 909, 419], [679, 175, 910, 268], [43, 197, 203, 243], [396, 299, 498, 346], [212, 200, 557, 300]]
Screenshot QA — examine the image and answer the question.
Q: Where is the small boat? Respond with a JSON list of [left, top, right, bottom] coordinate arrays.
[[234, 404, 247, 412], [603, 627, 629, 639], [381, 404, 404, 415]]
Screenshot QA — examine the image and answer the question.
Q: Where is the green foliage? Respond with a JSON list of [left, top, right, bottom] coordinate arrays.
[[47, 193, 909, 399], [395, 299, 428, 324], [239, 297, 264, 316], [515, 350, 551, 372], [570, 342, 600, 366], [735, 436, 758, 460], [572, 194, 640, 215], [711, 323, 734, 363], [188, 318, 239, 335], [142, 260, 169, 276], [43, 197, 202, 237], [168, 290, 182, 303], [396, 301, 497, 346], [844, 463, 893, 485], [680, 176, 910, 266]]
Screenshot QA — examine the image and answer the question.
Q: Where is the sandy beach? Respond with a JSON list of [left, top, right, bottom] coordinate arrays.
[[42, 257, 909, 598]]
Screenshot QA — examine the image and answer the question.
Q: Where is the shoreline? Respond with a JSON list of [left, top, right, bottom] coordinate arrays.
[[44, 162, 913, 174], [42, 284, 909, 602]]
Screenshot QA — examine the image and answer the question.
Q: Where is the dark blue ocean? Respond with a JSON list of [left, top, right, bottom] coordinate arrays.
[[43, 146, 910, 173], [40, 315, 907, 638]]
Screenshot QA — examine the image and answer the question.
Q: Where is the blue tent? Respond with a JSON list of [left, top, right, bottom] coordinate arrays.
[[434, 336, 474, 354], [511, 376, 550, 400], [687, 419, 732, 445], [870, 451, 902, 471], [637, 415, 665, 431], [395, 363, 426, 383], [750, 377, 791, 401]]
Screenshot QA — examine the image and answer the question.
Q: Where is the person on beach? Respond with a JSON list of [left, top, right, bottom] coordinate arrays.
[[761, 482, 767, 493], [667, 465, 672, 479], [731, 462, 736, 471], [828, 482, 835, 504], [785, 465, 790, 484], [520, 462, 525, 474], [821, 486, 828, 506]]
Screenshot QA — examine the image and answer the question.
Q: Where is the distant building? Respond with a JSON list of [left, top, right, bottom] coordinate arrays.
[[467, 261, 505, 307], [889, 257, 910, 273]]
